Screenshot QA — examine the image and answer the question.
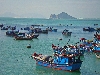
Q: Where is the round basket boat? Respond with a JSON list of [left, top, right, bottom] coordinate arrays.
[[27, 44, 31, 48]]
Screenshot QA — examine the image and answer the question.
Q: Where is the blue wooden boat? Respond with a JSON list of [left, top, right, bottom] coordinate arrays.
[[83, 27, 96, 32], [1, 27, 8, 30], [6, 30, 19, 36], [32, 52, 82, 72]]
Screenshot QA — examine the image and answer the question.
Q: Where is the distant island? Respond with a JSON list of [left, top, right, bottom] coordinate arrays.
[[49, 12, 77, 19]]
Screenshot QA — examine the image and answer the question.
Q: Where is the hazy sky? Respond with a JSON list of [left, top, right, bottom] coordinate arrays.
[[0, 0, 100, 18]]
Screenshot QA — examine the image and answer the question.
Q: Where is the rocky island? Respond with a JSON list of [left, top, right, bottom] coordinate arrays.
[[49, 12, 77, 19]]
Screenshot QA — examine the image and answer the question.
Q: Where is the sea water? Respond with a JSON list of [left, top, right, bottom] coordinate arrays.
[[0, 17, 100, 75]]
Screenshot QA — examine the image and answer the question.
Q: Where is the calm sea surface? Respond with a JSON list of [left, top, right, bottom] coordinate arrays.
[[0, 17, 100, 75]]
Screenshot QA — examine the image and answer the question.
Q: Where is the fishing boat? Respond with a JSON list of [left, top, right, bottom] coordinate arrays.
[[31, 25, 48, 34], [83, 27, 96, 32], [46, 27, 57, 32], [32, 52, 82, 72], [52, 44, 85, 56], [14, 32, 39, 40], [62, 29, 72, 36], [1, 27, 8, 30], [6, 30, 19, 36]]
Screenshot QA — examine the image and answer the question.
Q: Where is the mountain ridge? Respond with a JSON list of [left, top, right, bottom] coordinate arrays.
[[49, 12, 77, 19]]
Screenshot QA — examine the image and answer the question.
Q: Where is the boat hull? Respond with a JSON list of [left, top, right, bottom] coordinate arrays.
[[35, 60, 82, 71], [15, 37, 33, 40], [27, 46, 31, 48]]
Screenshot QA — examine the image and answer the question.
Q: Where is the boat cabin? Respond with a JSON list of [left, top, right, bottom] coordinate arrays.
[[53, 56, 75, 65]]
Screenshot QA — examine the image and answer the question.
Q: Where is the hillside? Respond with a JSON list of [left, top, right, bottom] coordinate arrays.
[[49, 12, 76, 19]]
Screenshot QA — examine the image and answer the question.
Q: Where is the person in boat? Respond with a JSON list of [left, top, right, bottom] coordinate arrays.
[[61, 49, 66, 56], [64, 45, 68, 49], [50, 27, 52, 31], [44, 56, 53, 63], [33, 52, 39, 57]]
